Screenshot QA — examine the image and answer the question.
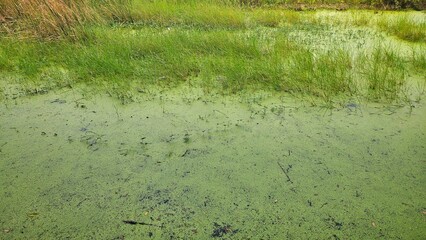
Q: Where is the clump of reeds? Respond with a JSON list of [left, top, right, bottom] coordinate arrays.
[[377, 15, 426, 42], [360, 46, 407, 101], [0, 0, 130, 40]]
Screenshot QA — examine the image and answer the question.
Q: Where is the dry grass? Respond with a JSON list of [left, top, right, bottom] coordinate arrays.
[[0, 0, 128, 40]]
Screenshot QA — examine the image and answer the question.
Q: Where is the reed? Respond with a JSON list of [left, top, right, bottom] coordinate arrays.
[[0, 0, 129, 40], [360, 46, 407, 101]]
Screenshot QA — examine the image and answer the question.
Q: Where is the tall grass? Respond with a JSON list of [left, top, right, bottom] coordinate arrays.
[[1, 1, 425, 40], [312, 11, 426, 43], [128, 1, 245, 28], [2, 27, 403, 103], [0, 1, 424, 104], [377, 15, 426, 42], [129, 0, 425, 8], [0, 0, 130, 40], [411, 48, 426, 72], [358, 46, 407, 101]]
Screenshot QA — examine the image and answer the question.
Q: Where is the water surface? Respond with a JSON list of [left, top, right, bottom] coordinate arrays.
[[1, 88, 425, 239]]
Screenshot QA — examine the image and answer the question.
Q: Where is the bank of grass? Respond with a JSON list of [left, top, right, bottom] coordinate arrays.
[[1, 1, 425, 39], [1, 25, 422, 104], [0, 1, 425, 104], [115, 3, 426, 43]]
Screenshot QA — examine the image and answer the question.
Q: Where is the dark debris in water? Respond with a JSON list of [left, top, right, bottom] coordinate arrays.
[[211, 222, 239, 238], [345, 102, 358, 108], [50, 98, 66, 104], [122, 220, 163, 228], [324, 215, 343, 230]]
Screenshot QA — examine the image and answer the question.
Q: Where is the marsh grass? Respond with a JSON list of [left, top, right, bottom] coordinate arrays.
[[0, 26, 391, 104], [0, 0, 130, 40], [411, 48, 426, 72], [128, 1, 245, 28], [360, 46, 407, 101], [134, 0, 425, 9], [282, 47, 356, 104], [313, 11, 426, 43], [377, 14, 426, 42], [0, 1, 425, 105]]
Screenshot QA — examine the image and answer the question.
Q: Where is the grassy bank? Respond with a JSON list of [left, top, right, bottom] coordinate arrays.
[[0, 1, 425, 105], [1, 0, 425, 39]]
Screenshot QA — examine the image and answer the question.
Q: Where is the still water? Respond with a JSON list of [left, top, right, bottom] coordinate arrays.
[[1, 88, 425, 239]]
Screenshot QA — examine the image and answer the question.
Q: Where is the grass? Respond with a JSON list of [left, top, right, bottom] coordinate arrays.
[[0, 1, 425, 105], [360, 45, 407, 101], [1, 1, 424, 39], [0, 0, 130, 40], [377, 14, 426, 42]]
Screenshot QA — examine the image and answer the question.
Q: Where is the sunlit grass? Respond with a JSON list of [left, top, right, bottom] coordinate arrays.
[[2, 24, 423, 104], [359, 46, 407, 101], [0, 0, 131, 40], [0, 1, 425, 105], [377, 14, 426, 42]]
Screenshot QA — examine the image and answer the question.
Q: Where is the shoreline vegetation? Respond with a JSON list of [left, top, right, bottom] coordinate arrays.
[[0, 0, 425, 106]]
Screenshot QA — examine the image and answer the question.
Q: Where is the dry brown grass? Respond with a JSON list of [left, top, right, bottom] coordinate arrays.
[[0, 0, 128, 40]]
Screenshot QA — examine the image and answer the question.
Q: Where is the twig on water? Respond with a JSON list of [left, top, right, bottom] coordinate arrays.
[[123, 220, 164, 228], [113, 104, 122, 121], [277, 162, 293, 184]]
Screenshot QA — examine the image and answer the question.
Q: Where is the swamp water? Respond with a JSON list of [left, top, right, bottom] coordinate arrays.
[[0, 87, 425, 239], [1, 10, 426, 239]]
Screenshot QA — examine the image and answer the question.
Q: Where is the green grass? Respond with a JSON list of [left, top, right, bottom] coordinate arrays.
[[1, 23, 423, 103], [412, 47, 426, 71], [0, 1, 425, 104], [124, 0, 425, 8], [377, 14, 426, 42], [360, 46, 407, 101]]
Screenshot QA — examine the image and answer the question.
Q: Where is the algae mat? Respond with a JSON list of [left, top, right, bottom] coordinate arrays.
[[0, 89, 425, 239]]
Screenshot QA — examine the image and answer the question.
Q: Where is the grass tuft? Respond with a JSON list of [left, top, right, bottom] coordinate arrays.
[[360, 46, 407, 101], [377, 14, 426, 42]]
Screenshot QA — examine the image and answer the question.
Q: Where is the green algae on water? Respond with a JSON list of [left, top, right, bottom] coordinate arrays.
[[1, 88, 425, 239]]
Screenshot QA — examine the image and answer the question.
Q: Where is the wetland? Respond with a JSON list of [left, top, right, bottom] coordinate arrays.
[[1, 1, 425, 239]]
